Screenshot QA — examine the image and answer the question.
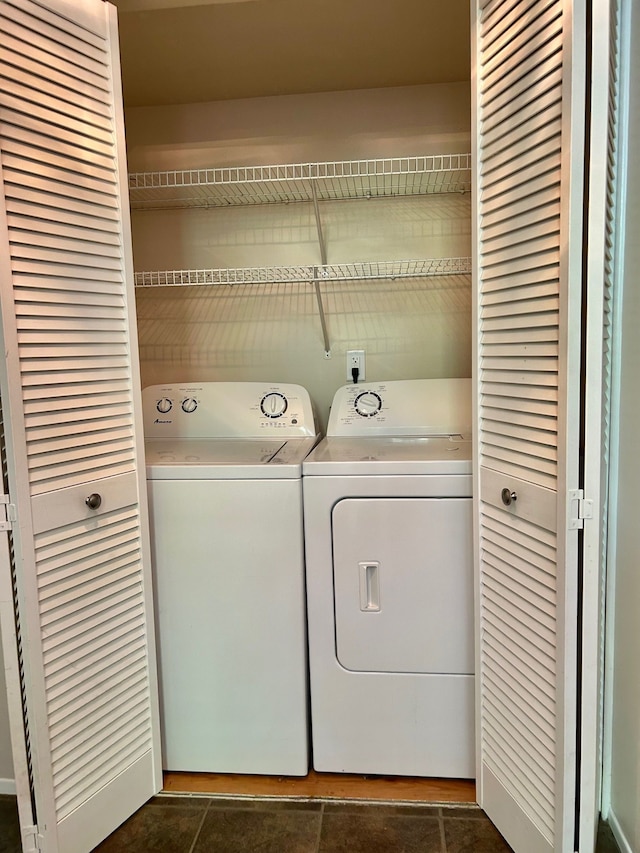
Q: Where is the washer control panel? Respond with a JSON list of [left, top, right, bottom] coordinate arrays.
[[143, 382, 316, 439], [327, 378, 472, 438]]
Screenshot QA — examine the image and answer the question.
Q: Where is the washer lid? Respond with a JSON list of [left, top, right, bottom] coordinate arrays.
[[146, 436, 318, 479], [302, 435, 472, 477]]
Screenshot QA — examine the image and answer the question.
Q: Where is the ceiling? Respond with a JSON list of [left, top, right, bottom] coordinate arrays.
[[113, 0, 471, 108]]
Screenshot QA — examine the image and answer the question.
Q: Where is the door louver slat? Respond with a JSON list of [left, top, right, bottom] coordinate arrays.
[[5, 146, 115, 182], [483, 331, 559, 347], [0, 10, 107, 73], [0, 78, 111, 132], [482, 728, 554, 831], [6, 171, 118, 212], [483, 667, 555, 742], [482, 40, 563, 117], [4, 0, 106, 47], [16, 289, 124, 309], [1, 89, 113, 143], [10, 220, 121, 249], [483, 6, 561, 81], [480, 0, 553, 52], [483, 701, 554, 778], [1, 54, 108, 107], [47, 670, 147, 738], [483, 608, 556, 682], [483, 427, 557, 459], [44, 614, 145, 676], [0, 110, 114, 161], [44, 621, 145, 693], [2, 60, 110, 113], [43, 600, 143, 667], [53, 730, 148, 812]]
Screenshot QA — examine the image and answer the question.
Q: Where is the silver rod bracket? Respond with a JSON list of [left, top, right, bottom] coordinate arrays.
[[312, 267, 331, 356], [310, 182, 328, 266]]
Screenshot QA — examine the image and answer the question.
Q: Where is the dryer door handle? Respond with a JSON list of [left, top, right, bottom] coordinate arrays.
[[359, 562, 381, 612]]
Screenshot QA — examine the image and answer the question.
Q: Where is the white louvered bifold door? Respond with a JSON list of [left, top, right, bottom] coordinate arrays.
[[0, 0, 162, 851], [579, 0, 620, 849], [472, 0, 588, 851]]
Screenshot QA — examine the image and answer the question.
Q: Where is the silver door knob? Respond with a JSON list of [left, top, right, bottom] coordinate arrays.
[[501, 488, 517, 507], [85, 493, 102, 510]]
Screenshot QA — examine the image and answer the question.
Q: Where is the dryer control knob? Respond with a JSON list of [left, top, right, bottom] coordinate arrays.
[[261, 392, 288, 418], [354, 391, 382, 417]]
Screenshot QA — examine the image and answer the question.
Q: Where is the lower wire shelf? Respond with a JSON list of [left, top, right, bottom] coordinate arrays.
[[133, 258, 472, 357], [133, 257, 472, 288]]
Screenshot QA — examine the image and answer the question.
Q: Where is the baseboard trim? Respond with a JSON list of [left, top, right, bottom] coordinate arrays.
[[608, 808, 634, 853], [0, 778, 16, 795]]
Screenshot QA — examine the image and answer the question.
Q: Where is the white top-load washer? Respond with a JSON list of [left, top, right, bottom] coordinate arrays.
[[143, 382, 319, 776], [303, 378, 474, 778]]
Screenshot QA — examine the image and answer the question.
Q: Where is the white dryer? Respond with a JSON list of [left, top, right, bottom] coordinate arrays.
[[303, 378, 474, 778], [143, 382, 319, 776]]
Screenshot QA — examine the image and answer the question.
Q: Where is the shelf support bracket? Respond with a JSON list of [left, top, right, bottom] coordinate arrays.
[[312, 266, 331, 357], [310, 182, 330, 356], [311, 182, 328, 266]]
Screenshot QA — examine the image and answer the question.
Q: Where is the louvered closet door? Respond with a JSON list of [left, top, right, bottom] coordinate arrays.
[[0, 0, 162, 851], [579, 0, 620, 849], [472, 0, 588, 851]]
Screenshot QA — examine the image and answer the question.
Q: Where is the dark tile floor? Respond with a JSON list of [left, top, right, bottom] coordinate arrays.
[[0, 793, 622, 852], [94, 798, 512, 853]]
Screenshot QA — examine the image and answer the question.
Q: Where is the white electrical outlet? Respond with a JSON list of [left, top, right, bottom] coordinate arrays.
[[346, 350, 365, 382]]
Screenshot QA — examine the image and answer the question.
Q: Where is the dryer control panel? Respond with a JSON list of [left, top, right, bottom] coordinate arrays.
[[327, 378, 472, 438], [143, 382, 317, 439]]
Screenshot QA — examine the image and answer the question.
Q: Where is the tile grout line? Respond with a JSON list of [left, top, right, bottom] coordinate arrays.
[[186, 796, 212, 853], [313, 801, 325, 853], [438, 807, 448, 853]]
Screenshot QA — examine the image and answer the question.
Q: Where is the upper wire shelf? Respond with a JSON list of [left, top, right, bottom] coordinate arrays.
[[134, 258, 472, 288], [129, 154, 472, 210]]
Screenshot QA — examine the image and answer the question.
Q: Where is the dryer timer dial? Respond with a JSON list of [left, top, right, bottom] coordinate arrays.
[[354, 391, 382, 417]]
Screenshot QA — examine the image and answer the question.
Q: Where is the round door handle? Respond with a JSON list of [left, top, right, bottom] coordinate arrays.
[[501, 488, 517, 507], [85, 493, 102, 510]]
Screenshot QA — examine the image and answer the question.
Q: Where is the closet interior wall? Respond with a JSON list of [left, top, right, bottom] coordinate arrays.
[[126, 82, 472, 427]]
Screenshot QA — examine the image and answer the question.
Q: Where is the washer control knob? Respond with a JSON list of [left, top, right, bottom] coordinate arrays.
[[261, 392, 288, 418], [181, 398, 198, 413], [156, 398, 172, 414], [354, 391, 382, 417], [501, 488, 517, 507]]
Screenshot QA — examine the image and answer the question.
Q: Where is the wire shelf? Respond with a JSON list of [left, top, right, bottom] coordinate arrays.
[[129, 154, 472, 210], [134, 258, 472, 288]]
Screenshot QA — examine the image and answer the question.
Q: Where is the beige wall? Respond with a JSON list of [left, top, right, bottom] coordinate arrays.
[[126, 82, 472, 427], [608, 1, 640, 848]]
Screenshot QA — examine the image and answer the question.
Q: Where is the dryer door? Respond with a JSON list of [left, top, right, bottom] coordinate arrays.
[[332, 497, 473, 674]]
